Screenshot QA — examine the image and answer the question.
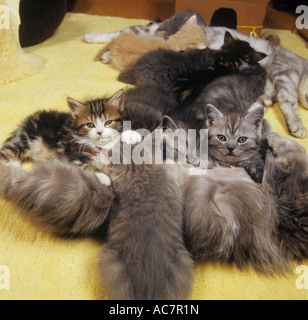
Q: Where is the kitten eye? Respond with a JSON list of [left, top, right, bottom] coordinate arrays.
[[86, 123, 95, 128], [237, 136, 248, 143], [104, 120, 113, 127], [217, 134, 226, 141]]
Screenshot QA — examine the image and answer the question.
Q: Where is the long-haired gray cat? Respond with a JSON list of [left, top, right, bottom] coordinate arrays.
[[182, 165, 289, 274], [0, 160, 115, 237], [0, 157, 194, 300], [263, 131, 308, 262], [99, 161, 193, 300]]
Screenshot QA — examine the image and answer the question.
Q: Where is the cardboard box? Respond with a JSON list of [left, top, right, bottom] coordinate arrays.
[[174, 0, 270, 36]]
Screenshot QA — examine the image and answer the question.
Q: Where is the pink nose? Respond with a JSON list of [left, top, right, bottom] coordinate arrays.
[[97, 129, 104, 136]]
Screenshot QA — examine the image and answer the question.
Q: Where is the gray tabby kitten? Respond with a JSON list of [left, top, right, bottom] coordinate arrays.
[[206, 105, 266, 183], [192, 62, 267, 112], [203, 24, 308, 138]]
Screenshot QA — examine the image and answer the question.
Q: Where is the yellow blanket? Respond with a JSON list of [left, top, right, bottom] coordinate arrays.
[[0, 13, 308, 300]]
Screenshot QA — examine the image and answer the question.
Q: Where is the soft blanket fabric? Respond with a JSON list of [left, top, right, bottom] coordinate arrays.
[[0, 0, 45, 84], [0, 13, 308, 300]]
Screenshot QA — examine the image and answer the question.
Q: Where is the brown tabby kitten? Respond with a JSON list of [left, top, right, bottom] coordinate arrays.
[[0, 90, 126, 185]]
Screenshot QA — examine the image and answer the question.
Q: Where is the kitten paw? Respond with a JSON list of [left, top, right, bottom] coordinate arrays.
[[121, 130, 142, 145], [289, 125, 307, 139], [101, 50, 111, 63], [83, 33, 98, 43], [95, 172, 111, 186]]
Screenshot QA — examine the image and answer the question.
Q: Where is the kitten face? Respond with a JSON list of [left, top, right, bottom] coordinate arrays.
[[221, 31, 267, 67], [67, 90, 125, 146], [207, 104, 264, 164]]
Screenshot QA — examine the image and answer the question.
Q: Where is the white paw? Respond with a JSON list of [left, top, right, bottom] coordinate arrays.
[[101, 50, 111, 63], [289, 124, 307, 138], [121, 130, 142, 145], [83, 33, 98, 43], [95, 172, 111, 186]]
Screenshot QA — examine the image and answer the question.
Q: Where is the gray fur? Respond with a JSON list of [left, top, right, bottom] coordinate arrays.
[[206, 105, 266, 182], [182, 166, 288, 273], [263, 131, 308, 261], [203, 24, 308, 138], [100, 162, 194, 300], [0, 160, 114, 237], [195, 62, 267, 112]]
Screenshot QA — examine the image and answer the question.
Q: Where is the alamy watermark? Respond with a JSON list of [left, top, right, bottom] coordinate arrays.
[[0, 5, 10, 30], [296, 5, 308, 30], [100, 122, 209, 175], [0, 265, 10, 290], [295, 265, 308, 289]]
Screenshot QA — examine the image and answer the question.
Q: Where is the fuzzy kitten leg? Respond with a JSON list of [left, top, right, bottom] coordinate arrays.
[[271, 73, 306, 138], [256, 79, 276, 109], [95, 172, 111, 186], [83, 31, 122, 43], [101, 50, 111, 63], [0, 160, 115, 237]]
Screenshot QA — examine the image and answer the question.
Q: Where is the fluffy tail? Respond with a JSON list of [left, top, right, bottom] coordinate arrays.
[[99, 240, 193, 300], [0, 161, 115, 237], [299, 64, 308, 109], [117, 68, 136, 84]]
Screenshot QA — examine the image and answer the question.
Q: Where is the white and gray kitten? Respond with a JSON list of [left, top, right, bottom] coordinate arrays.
[[83, 10, 206, 44]]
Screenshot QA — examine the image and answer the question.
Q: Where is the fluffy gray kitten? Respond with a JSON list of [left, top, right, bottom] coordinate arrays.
[[0, 160, 114, 237], [99, 161, 193, 300], [205, 105, 266, 183], [193, 62, 267, 112]]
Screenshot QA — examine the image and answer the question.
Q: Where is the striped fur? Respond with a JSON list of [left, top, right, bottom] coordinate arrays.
[[0, 90, 125, 173], [203, 24, 308, 138]]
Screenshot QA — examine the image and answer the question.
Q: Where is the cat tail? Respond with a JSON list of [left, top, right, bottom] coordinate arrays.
[[299, 64, 308, 109], [0, 160, 115, 237], [118, 68, 136, 85], [99, 240, 194, 300]]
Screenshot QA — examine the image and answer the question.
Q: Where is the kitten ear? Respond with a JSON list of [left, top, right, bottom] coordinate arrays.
[[185, 14, 198, 26], [161, 116, 179, 131], [246, 51, 267, 63], [206, 104, 223, 127], [67, 98, 86, 116], [222, 31, 235, 50], [108, 89, 125, 112], [245, 106, 264, 129]]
